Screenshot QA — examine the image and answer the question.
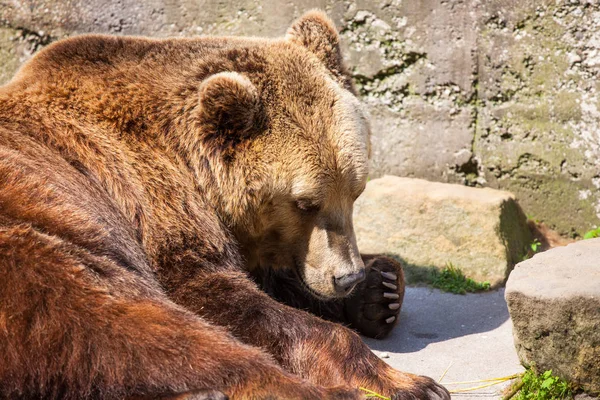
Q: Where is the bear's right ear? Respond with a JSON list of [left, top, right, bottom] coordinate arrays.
[[197, 72, 263, 146], [286, 10, 351, 87]]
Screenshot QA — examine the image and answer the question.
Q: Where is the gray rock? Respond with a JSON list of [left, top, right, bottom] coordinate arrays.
[[505, 238, 600, 394], [353, 175, 532, 286]]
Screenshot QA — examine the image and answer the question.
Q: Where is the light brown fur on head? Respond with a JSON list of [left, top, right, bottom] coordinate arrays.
[[219, 13, 371, 298]]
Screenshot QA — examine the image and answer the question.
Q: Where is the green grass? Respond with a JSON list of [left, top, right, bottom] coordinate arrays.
[[522, 238, 543, 261], [583, 227, 600, 239], [530, 239, 542, 253], [382, 255, 492, 293], [431, 263, 491, 294], [512, 369, 572, 400]]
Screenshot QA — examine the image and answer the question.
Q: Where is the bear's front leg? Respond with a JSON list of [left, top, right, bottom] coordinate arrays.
[[255, 254, 405, 339], [287, 318, 449, 400], [164, 267, 449, 400], [343, 255, 406, 339]]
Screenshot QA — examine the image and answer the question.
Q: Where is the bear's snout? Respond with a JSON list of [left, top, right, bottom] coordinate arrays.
[[333, 268, 366, 294]]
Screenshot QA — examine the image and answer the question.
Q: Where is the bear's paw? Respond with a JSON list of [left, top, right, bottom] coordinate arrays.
[[344, 255, 405, 339]]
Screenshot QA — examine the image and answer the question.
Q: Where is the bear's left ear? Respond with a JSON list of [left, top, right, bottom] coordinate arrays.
[[197, 72, 263, 144], [286, 10, 351, 86]]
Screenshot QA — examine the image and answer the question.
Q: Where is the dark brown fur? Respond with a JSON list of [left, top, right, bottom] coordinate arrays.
[[0, 11, 449, 400]]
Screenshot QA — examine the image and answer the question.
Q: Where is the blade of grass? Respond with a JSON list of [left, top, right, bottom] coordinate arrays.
[[438, 362, 453, 383], [359, 387, 391, 400], [502, 379, 525, 400], [443, 374, 520, 385], [449, 378, 515, 394]]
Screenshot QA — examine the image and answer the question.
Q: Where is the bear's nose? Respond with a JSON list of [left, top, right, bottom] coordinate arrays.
[[334, 269, 366, 293]]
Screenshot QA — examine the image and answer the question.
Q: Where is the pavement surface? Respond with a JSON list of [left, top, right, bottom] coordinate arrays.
[[363, 287, 524, 399]]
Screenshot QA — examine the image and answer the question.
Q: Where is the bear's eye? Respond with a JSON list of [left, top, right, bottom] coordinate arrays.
[[295, 198, 321, 214]]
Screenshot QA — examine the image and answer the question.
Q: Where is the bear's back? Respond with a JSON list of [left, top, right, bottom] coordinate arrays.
[[12, 34, 270, 84]]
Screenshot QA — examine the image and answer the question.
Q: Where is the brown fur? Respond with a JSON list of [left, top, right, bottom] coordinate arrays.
[[0, 11, 449, 400]]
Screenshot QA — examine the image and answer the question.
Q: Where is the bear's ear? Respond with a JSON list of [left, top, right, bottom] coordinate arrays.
[[286, 10, 350, 86], [197, 72, 263, 143]]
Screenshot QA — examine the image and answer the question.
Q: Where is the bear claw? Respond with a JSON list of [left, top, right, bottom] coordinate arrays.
[[343, 255, 406, 338], [381, 271, 397, 281]]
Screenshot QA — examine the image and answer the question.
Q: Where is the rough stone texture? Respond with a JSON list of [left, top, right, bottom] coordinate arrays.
[[1, 0, 599, 235], [476, 0, 600, 238], [505, 238, 600, 394], [353, 176, 532, 286]]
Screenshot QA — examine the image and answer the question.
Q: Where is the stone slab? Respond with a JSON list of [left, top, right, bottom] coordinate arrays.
[[354, 176, 532, 286], [506, 238, 600, 394]]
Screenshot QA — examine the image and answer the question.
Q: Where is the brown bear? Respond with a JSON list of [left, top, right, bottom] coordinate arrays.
[[0, 10, 449, 400]]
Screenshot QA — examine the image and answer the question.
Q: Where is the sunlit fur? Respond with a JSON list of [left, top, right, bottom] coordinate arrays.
[[234, 72, 371, 299], [0, 10, 448, 400]]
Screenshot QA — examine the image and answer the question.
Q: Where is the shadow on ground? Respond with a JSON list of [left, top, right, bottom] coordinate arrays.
[[364, 286, 510, 354]]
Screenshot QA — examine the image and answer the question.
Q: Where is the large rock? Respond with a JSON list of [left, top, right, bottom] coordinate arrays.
[[1, 0, 599, 234], [505, 239, 600, 394], [353, 176, 532, 286]]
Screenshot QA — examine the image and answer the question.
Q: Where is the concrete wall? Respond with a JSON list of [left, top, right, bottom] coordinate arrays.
[[1, 0, 599, 236]]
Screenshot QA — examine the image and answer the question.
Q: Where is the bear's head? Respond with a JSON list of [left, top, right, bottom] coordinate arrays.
[[195, 11, 370, 299]]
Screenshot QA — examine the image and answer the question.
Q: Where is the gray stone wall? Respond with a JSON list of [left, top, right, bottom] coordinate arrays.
[[1, 0, 599, 235]]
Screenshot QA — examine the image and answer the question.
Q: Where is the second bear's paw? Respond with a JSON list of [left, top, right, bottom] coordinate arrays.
[[344, 255, 406, 339]]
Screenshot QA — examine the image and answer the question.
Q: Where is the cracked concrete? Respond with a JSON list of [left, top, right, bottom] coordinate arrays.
[[0, 0, 598, 235]]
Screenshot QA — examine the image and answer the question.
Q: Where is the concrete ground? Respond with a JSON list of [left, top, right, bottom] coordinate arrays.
[[363, 287, 524, 399]]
